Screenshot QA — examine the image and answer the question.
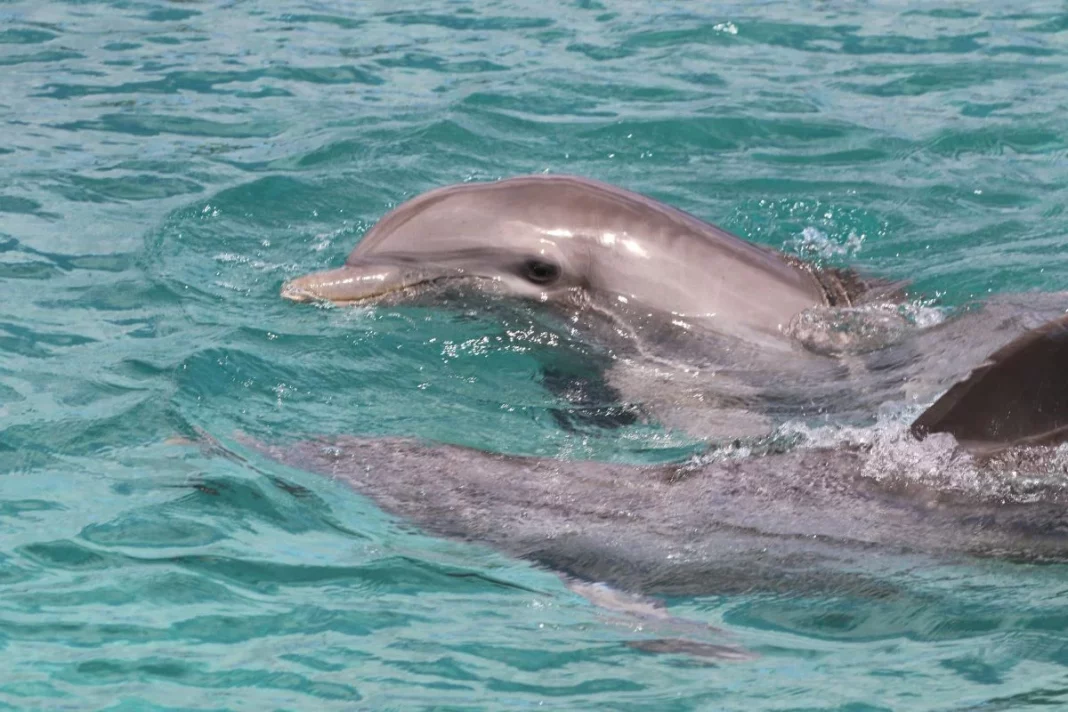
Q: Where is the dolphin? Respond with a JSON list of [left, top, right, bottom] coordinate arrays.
[[281, 175, 914, 440], [282, 175, 837, 352], [268, 174, 1068, 596]]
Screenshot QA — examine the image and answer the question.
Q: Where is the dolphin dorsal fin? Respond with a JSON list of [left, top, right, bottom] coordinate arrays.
[[911, 313, 1068, 454]]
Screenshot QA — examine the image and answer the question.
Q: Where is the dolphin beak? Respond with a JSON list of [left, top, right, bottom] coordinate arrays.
[[281, 264, 430, 304]]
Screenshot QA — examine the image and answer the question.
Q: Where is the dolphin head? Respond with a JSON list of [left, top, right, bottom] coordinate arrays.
[[280, 178, 614, 308], [281, 175, 826, 344], [280, 204, 590, 307]]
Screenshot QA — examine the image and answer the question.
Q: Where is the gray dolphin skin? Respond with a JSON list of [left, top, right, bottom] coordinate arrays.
[[271, 174, 1068, 597]]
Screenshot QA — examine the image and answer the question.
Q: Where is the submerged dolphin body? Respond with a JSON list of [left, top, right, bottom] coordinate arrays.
[[270, 175, 1068, 594], [248, 428, 1068, 597]]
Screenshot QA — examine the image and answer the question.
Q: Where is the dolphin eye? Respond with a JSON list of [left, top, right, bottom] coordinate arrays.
[[522, 259, 561, 285]]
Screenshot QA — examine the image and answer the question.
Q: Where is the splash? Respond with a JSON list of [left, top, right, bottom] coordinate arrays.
[[786, 226, 865, 262], [786, 299, 946, 355], [768, 415, 1068, 504]]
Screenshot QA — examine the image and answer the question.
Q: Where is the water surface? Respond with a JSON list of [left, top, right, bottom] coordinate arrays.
[[3, 0, 1068, 709]]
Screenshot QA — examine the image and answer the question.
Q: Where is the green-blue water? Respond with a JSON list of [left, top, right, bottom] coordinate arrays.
[[3, 0, 1068, 708]]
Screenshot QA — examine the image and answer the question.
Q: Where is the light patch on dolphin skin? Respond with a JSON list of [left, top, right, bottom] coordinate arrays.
[[622, 238, 648, 258], [595, 231, 649, 258]]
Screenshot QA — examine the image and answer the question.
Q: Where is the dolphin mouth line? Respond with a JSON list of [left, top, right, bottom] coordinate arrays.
[[281, 274, 481, 305]]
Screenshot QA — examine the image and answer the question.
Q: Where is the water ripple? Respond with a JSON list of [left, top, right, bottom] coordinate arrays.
[[2, 0, 1068, 708]]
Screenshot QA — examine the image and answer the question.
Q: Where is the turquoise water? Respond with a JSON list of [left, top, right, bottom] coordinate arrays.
[[3, 0, 1068, 708]]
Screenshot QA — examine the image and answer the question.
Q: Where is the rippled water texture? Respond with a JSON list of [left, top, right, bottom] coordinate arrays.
[[3, 0, 1068, 709]]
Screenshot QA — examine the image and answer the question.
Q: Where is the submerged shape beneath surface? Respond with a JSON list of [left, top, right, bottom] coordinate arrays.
[[244, 433, 1068, 596]]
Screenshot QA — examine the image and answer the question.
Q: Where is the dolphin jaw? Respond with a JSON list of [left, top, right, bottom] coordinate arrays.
[[280, 266, 500, 306], [281, 275, 437, 305], [280, 264, 431, 305], [279, 281, 398, 304], [280, 280, 332, 303]]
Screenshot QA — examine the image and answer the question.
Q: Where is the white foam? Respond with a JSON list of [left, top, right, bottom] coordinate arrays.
[[787, 226, 865, 261]]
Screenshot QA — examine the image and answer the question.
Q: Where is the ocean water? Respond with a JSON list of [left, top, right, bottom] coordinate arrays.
[[3, 0, 1068, 709]]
